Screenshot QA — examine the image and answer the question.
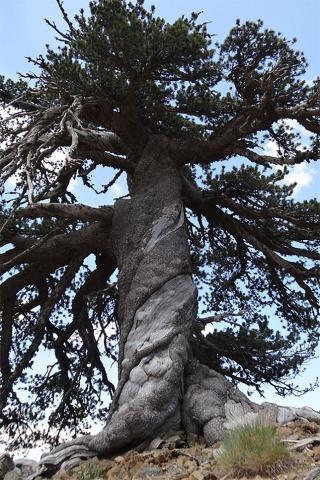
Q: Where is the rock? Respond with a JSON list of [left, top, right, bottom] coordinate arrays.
[[189, 471, 217, 480], [3, 469, 22, 480], [14, 459, 37, 478], [278, 425, 296, 439], [51, 468, 71, 480], [293, 420, 320, 435], [26, 464, 47, 480], [303, 466, 320, 480], [114, 456, 125, 463], [313, 447, 320, 462], [9, 416, 320, 480], [70, 457, 113, 479], [189, 472, 205, 480], [131, 465, 163, 479], [0, 455, 15, 479], [276, 406, 320, 426]]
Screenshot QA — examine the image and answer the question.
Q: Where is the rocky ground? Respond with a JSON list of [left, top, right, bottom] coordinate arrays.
[[2, 419, 320, 480]]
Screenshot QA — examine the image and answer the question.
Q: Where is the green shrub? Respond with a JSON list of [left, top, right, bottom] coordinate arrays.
[[217, 421, 291, 477]]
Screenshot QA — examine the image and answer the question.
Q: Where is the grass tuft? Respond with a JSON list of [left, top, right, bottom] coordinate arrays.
[[217, 420, 291, 477], [75, 459, 106, 480]]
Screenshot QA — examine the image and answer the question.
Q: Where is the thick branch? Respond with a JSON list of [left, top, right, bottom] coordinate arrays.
[[1, 221, 114, 298], [15, 203, 113, 223], [183, 177, 320, 304], [169, 108, 275, 165], [236, 147, 320, 167]]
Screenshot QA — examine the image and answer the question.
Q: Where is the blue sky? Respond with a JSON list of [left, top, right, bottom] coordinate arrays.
[[0, 0, 320, 456], [1, 0, 319, 80]]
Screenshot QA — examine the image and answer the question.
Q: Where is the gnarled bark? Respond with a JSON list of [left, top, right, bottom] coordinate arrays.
[[39, 135, 320, 473], [88, 135, 197, 454]]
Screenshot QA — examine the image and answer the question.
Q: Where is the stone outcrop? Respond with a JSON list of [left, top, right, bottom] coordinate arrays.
[[0, 454, 14, 480], [2, 415, 320, 480]]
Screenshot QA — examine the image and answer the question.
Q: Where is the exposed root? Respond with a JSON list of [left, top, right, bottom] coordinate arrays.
[[37, 437, 96, 477], [183, 360, 320, 446], [35, 360, 320, 478]]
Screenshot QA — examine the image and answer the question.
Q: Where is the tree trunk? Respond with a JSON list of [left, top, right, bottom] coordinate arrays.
[[89, 134, 197, 453], [39, 135, 320, 472]]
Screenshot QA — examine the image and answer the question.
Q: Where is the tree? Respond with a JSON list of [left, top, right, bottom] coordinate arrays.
[[1, 0, 320, 468]]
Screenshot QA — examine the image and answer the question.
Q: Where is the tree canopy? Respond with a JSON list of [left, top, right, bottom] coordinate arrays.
[[0, 0, 320, 450]]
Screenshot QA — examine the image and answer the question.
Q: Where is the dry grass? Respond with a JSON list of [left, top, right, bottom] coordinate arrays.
[[217, 420, 291, 477], [75, 459, 106, 480]]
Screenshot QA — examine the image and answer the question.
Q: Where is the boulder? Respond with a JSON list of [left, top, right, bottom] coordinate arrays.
[[0, 455, 14, 480], [13, 460, 37, 478], [3, 468, 22, 480]]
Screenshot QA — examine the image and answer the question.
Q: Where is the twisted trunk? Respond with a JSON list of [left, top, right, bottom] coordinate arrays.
[[39, 135, 320, 473], [89, 135, 197, 453]]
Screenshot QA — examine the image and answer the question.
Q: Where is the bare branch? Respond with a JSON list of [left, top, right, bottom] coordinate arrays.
[[55, 0, 76, 34], [0, 222, 114, 296], [0, 257, 82, 409], [15, 203, 113, 223], [198, 310, 247, 327], [236, 147, 320, 167]]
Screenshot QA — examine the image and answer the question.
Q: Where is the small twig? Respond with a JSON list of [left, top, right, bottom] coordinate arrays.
[[25, 151, 34, 204], [198, 309, 247, 327], [55, 0, 76, 34], [220, 473, 232, 480], [84, 283, 117, 299]]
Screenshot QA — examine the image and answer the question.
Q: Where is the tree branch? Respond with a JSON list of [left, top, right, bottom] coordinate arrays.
[[183, 176, 320, 304], [15, 203, 113, 223], [236, 147, 320, 167], [0, 257, 82, 410], [0, 221, 114, 296]]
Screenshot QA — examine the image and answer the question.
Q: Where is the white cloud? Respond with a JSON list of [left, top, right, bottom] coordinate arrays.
[[264, 139, 278, 157], [282, 118, 309, 139], [283, 162, 315, 194], [0, 106, 13, 151], [262, 121, 316, 196], [0, 106, 28, 151], [45, 149, 80, 193], [48, 149, 65, 163], [111, 182, 123, 196], [264, 120, 310, 159], [0, 104, 16, 121], [6, 173, 18, 188], [5, 147, 78, 193], [68, 176, 78, 192], [93, 321, 118, 353]]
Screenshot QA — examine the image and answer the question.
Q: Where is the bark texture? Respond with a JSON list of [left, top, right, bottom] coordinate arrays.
[[183, 361, 320, 446], [89, 135, 197, 453], [39, 135, 320, 473]]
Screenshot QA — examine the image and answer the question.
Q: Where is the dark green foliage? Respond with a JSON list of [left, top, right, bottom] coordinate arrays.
[[189, 164, 320, 393]]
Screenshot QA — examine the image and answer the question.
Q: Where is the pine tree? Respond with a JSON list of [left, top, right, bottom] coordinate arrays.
[[1, 0, 320, 466]]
